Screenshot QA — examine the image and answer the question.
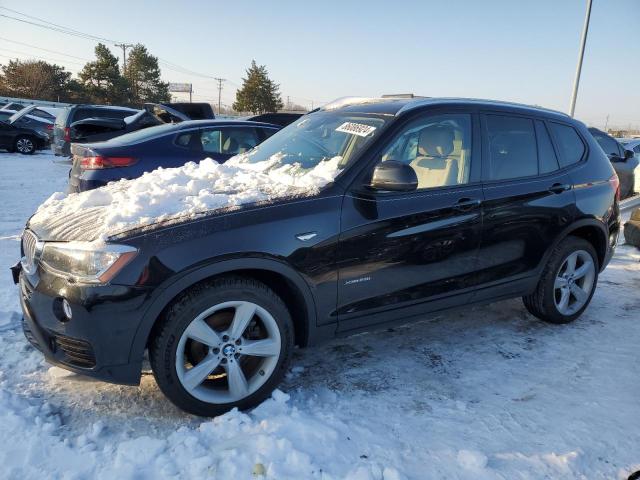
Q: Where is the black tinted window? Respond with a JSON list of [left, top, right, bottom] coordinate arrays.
[[550, 123, 585, 166], [535, 120, 560, 174], [486, 115, 537, 180], [73, 108, 133, 122]]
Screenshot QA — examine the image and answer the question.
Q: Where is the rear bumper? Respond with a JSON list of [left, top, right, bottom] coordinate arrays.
[[16, 267, 150, 385]]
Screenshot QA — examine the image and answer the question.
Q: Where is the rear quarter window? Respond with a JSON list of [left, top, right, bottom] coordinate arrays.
[[548, 122, 585, 167]]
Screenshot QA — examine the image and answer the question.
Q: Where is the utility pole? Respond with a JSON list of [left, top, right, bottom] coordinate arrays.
[[569, 0, 593, 117], [214, 78, 225, 114], [115, 43, 134, 75]]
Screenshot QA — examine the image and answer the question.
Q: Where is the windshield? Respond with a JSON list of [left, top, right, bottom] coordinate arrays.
[[230, 111, 388, 179]]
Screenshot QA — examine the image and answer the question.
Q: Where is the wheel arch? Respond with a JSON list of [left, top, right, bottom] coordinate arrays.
[[543, 219, 609, 273], [128, 256, 319, 376]]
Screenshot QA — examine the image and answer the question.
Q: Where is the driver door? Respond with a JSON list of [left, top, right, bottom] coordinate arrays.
[[337, 111, 484, 332]]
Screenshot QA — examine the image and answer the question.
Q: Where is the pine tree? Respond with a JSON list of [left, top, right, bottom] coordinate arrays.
[[233, 60, 283, 114], [125, 44, 170, 104], [1, 59, 72, 101], [78, 43, 128, 104]]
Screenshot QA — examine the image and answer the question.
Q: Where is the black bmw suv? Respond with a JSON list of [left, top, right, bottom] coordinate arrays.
[[14, 97, 620, 416]]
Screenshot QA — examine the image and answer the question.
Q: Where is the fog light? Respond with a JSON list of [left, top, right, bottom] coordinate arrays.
[[62, 299, 73, 320]]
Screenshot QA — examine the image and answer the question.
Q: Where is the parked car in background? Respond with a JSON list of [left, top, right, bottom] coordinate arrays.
[[53, 103, 193, 158], [588, 127, 638, 199], [168, 102, 215, 120], [620, 138, 640, 155], [0, 119, 47, 154], [68, 119, 281, 192], [0, 103, 57, 122], [16, 97, 620, 416], [52, 104, 139, 157], [247, 112, 303, 127], [0, 106, 54, 143]]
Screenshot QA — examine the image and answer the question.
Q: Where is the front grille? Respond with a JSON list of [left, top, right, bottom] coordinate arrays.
[[52, 334, 96, 368], [21, 230, 39, 274]]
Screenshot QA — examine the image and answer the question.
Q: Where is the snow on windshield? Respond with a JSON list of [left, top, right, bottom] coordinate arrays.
[[29, 153, 342, 242]]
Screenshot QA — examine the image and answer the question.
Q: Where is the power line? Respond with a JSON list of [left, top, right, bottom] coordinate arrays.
[[0, 49, 86, 67], [0, 7, 237, 84], [0, 37, 91, 62], [0, 7, 121, 44]]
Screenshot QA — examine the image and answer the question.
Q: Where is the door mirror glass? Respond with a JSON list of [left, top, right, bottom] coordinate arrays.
[[369, 160, 418, 192], [624, 149, 634, 160]]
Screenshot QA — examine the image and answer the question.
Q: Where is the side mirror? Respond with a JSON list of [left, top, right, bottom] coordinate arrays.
[[369, 160, 418, 192], [624, 149, 635, 160]]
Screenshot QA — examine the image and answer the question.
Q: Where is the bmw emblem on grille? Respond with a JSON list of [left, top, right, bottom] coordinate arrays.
[[21, 230, 43, 275]]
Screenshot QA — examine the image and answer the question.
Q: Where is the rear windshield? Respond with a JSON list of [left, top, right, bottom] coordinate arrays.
[[73, 107, 135, 122], [55, 107, 71, 126], [102, 124, 177, 145]]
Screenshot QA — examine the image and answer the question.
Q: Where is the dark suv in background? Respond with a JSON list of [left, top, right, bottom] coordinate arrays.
[[15, 97, 620, 416], [588, 127, 638, 198], [52, 105, 138, 156]]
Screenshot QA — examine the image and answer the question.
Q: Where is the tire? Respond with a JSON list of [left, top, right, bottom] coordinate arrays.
[[150, 276, 294, 417], [523, 236, 599, 324], [15, 136, 36, 155]]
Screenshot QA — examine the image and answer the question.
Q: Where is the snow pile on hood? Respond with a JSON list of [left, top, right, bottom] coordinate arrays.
[[29, 153, 342, 242]]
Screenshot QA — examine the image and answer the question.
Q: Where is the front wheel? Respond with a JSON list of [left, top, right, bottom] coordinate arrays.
[[523, 237, 598, 324], [15, 136, 36, 155], [150, 276, 294, 417]]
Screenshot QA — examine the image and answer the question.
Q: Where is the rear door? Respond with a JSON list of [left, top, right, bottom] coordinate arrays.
[[474, 113, 577, 301], [337, 110, 484, 332]]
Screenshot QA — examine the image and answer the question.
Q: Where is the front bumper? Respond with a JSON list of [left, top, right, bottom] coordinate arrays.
[[15, 264, 150, 385]]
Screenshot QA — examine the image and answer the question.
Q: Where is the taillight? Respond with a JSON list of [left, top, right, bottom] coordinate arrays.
[[63, 127, 71, 142], [80, 156, 137, 169], [46, 124, 53, 131], [610, 174, 620, 201]]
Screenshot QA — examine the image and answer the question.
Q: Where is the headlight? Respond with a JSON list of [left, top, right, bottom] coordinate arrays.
[[40, 242, 137, 284]]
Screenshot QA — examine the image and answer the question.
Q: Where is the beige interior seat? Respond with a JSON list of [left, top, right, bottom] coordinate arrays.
[[410, 125, 459, 189]]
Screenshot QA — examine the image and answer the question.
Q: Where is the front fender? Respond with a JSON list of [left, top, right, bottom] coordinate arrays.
[[127, 255, 319, 373]]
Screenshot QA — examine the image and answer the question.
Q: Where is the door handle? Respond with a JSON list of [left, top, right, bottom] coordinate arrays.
[[452, 198, 481, 212], [548, 183, 571, 194]]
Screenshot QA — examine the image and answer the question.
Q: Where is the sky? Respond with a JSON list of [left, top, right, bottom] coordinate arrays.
[[0, 0, 638, 129]]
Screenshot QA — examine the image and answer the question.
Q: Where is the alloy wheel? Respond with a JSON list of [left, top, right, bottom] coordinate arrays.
[[553, 249, 595, 316], [16, 138, 34, 154], [175, 301, 281, 403]]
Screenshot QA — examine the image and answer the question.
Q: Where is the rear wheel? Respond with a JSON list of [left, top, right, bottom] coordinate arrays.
[[15, 136, 36, 155], [523, 237, 598, 324], [150, 276, 293, 417]]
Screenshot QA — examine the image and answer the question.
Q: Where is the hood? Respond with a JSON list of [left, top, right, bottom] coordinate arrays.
[[27, 153, 342, 243], [7, 105, 37, 124]]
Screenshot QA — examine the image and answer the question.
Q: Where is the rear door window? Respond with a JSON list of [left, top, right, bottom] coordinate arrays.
[[485, 115, 538, 180], [549, 123, 586, 167], [200, 127, 260, 155], [176, 127, 261, 156]]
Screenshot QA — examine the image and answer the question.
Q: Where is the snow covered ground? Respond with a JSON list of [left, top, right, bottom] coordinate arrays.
[[0, 151, 639, 479]]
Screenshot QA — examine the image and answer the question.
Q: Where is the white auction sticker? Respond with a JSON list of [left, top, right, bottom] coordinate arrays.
[[335, 122, 377, 137]]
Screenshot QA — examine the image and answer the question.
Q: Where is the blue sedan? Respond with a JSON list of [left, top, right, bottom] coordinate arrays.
[[68, 119, 281, 192]]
